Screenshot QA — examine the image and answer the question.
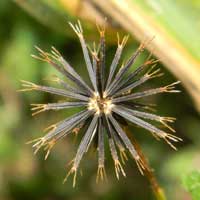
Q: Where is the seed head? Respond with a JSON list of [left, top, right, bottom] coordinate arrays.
[[21, 20, 182, 187]]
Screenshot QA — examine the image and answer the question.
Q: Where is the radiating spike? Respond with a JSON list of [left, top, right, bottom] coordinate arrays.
[[112, 81, 181, 103], [90, 43, 99, 95], [106, 116, 128, 164], [108, 115, 139, 159], [104, 115, 126, 178], [116, 105, 176, 132], [113, 66, 163, 97], [21, 80, 89, 101], [72, 115, 99, 170], [119, 101, 157, 112], [98, 24, 106, 93], [30, 110, 92, 156], [45, 110, 93, 142], [65, 115, 98, 186], [33, 46, 92, 95], [108, 114, 145, 174], [113, 106, 166, 137], [112, 106, 181, 146], [106, 39, 151, 96], [108, 59, 158, 96], [97, 117, 105, 180], [46, 75, 85, 95], [58, 55, 94, 95], [109, 137, 126, 179], [50, 46, 93, 95], [69, 21, 97, 92], [105, 34, 129, 94], [31, 101, 86, 116]]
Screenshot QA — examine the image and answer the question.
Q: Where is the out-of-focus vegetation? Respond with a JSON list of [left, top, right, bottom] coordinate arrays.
[[0, 0, 200, 199], [183, 171, 200, 200]]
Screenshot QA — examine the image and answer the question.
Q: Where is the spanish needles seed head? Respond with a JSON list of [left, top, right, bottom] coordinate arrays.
[[20, 21, 182, 187]]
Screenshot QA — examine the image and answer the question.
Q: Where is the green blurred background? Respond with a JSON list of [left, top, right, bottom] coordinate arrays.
[[0, 1, 200, 200]]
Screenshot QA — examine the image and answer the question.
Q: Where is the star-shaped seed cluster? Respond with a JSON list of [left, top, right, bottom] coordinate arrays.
[[20, 21, 181, 187]]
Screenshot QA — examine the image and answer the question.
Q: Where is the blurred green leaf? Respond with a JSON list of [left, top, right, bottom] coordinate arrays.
[[182, 171, 200, 200], [0, 133, 18, 162], [13, 0, 72, 36], [2, 23, 39, 85], [162, 148, 200, 178], [134, 0, 200, 59]]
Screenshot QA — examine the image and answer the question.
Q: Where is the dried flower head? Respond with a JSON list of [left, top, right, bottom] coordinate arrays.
[[20, 21, 181, 187]]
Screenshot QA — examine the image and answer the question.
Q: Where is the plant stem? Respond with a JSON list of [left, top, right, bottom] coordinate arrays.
[[124, 126, 167, 200]]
